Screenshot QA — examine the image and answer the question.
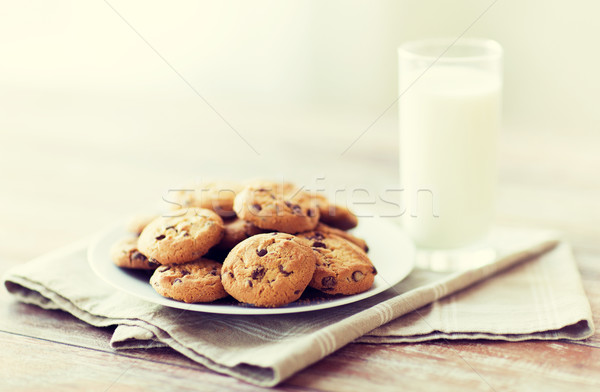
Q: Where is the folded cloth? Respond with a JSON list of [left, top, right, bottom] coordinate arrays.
[[2, 227, 594, 387]]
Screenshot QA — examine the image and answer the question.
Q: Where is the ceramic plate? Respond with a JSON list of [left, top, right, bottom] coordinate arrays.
[[88, 218, 415, 315]]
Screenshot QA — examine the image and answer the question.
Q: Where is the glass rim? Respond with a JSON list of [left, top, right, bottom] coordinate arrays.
[[398, 38, 503, 63]]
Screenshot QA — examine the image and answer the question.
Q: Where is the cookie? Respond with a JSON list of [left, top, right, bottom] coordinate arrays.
[[138, 208, 224, 265], [125, 214, 159, 236], [297, 231, 376, 295], [167, 180, 242, 219], [150, 258, 228, 303], [313, 194, 358, 230], [217, 218, 265, 250], [313, 222, 368, 252], [110, 237, 159, 270], [233, 180, 319, 233], [221, 233, 316, 307]]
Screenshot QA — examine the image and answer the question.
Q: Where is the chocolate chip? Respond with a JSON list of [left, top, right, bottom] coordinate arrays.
[[147, 259, 160, 268], [284, 201, 293, 208], [372, 266, 377, 274], [247, 280, 253, 287], [294, 290, 301, 295], [159, 265, 171, 272], [365, 245, 370, 253], [181, 270, 190, 276], [251, 266, 266, 280], [352, 271, 365, 282], [130, 251, 147, 262], [256, 249, 268, 257], [321, 276, 337, 288], [278, 264, 292, 277], [173, 278, 182, 284], [252, 203, 262, 211], [307, 208, 315, 217], [306, 232, 324, 241], [229, 272, 234, 279], [165, 226, 176, 231], [209, 270, 217, 276], [312, 241, 326, 249], [155, 234, 166, 240], [257, 188, 268, 192], [182, 231, 190, 237]]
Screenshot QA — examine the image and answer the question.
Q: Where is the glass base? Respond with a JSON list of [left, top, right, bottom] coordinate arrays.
[[415, 242, 497, 272]]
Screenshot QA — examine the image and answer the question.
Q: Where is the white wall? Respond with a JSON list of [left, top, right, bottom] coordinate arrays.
[[1, 0, 599, 132]]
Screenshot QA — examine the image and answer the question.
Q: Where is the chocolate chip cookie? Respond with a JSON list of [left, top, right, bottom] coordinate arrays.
[[167, 180, 242, 219], [233, 180, 319, 233], [138, 208, 224, 265], [312, 222, 368, 252], [313, 194, 358, 230], [150, 258, 228, 303], [110, 237, 159, 270], [297, 231, 376, 295], [221, 233, 316, 307], [216, 218, 266, 250]]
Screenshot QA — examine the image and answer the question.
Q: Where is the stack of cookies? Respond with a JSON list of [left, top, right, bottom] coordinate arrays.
[[109, 180, 376, 308]]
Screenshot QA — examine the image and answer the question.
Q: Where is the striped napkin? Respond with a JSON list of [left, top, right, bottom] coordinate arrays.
[[2, 227, 594, 387]]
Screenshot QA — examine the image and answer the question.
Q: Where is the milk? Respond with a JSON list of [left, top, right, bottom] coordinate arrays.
[[399, 66, 501, 249]]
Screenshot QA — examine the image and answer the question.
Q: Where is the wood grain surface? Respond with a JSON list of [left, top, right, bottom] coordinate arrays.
[[1, 94, 599, 391]]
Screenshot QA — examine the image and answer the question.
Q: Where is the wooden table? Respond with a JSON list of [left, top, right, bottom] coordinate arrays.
[[1, 94, 599, 391]]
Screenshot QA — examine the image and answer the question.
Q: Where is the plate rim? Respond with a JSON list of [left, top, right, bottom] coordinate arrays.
[[87, 218, 415, 315]]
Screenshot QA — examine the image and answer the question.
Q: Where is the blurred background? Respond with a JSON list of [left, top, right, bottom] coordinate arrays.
[[1, 1, 599, 259]]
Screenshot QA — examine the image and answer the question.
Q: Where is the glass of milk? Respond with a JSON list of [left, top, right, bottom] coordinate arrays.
[[398, 38, 502, 270]]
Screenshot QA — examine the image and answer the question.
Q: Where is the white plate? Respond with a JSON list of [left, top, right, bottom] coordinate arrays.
[[88, 218, 415, 315]]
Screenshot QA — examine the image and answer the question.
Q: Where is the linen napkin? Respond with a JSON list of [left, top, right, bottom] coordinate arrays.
[[2, 227, 594, 387]]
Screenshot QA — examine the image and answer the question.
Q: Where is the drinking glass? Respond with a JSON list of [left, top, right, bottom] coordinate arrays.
[[398, 38, 503, 270]]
